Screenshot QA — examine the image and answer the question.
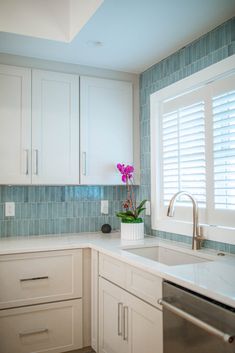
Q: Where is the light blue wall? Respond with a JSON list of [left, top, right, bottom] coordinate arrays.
[[139, 17, 235, 253]]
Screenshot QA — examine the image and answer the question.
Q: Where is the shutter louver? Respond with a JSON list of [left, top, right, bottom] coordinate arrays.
[[213, 90, 235, 210], [162, 101, 206, 207]]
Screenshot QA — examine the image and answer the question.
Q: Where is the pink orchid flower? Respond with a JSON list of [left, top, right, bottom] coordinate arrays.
[[117, 163, 134, 183]]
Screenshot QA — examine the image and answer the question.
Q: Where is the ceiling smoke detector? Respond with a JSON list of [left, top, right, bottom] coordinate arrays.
[[86, 40, 104, 47]]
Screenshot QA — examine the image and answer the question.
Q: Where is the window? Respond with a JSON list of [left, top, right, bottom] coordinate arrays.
[[150, 55, 235, 241], [213, 89, 235, 210], [162, 96, 206, 208]]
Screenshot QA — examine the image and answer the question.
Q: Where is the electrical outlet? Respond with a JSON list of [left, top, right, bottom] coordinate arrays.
[[101, 200, 109, 214], [5, 202, 15, 217], [145, 201, 151, 216]]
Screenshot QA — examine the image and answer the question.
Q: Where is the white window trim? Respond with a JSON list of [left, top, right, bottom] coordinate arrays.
[[150, 54, 235, 245]]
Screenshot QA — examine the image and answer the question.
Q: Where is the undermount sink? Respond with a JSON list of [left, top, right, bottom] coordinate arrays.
[[124, 246, 212, 266]]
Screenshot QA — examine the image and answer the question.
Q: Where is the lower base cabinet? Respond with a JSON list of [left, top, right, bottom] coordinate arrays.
[[0, 299, 83, 353], [99, 278, 163, 353]]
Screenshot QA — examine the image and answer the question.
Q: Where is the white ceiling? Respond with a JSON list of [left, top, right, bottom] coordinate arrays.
[[0, 0, 103, 42], [0, 0, 235, 73]]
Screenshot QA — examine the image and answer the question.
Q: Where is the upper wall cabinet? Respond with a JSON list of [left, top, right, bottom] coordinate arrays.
[[80, 76, 134, 185], [0, 65, 31, 184], [0, 65, 137, 185], [32, 70, 79, 185]]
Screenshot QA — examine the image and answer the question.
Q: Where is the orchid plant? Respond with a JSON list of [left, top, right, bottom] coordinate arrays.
[[116, 163, 147, 223]]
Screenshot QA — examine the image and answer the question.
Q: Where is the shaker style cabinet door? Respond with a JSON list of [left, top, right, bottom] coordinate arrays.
[[32, 70, 79, 185], [0, 64, 31, 184], [125, 289, 163, 353], [99, 278, 163, 353], [99, 278, 128, 353], [80, 76, 133, 185]]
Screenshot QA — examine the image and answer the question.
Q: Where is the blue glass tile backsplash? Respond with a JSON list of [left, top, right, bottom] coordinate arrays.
[[0, 186, 128, 237]]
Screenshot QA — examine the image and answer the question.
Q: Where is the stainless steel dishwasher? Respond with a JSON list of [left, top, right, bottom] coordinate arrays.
[[159, 281, 235, 353]]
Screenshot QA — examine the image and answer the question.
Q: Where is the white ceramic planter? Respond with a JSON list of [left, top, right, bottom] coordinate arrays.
[[121, 222, 144, 241]]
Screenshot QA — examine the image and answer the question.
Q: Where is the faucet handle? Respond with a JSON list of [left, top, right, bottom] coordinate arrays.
[[194, 233, 204, 250]]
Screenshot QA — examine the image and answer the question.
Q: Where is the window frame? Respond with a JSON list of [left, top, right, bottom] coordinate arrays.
[[150, 54, 235, 245]]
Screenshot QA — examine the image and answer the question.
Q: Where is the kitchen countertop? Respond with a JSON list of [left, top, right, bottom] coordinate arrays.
[[0, 232, 234, 308]]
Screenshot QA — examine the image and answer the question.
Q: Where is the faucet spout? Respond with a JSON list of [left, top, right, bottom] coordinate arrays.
[[167, 191, 202, 250]]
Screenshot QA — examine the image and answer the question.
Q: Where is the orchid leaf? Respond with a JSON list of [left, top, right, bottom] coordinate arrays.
[[122, 217, 143, 223], [125, 210, 135, 216], [136, 207, 146, 217], [122, 215, 136, 221], [116, 213, 135, 221], [136, 200, 147, 210], [116, 212, 135, 218]]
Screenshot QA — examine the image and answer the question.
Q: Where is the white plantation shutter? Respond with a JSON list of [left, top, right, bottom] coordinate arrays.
[[152, 66, 235, 232], [213, 89, 235, 210], [162, 99, 206, 207]]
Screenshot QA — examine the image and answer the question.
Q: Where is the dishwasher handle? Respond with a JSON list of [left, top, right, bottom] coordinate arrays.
[[158, 299, 234, 344]]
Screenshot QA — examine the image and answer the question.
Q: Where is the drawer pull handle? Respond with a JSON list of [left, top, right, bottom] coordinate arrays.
[[19, 328, 48, 337], [123, 306, 128, 341], [20, 276, 49, 282], [118, 302, 123, 336]]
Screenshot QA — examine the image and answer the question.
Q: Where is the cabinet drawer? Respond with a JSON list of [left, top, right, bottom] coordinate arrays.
[[126, 266, 162, 309], [99, 253, 162, 309], [99, 254, 126, 288], [0, 250, 82, 309], [0, 299, 83, 353]]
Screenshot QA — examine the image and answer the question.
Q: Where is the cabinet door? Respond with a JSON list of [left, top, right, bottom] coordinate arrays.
[[32, 70, 79, 185], [0, 64, 31, 184], [91, 249, 99, 351], [125, 291, 163, 353], [99, 278, 128, 353], [80, 76, 133, 185]]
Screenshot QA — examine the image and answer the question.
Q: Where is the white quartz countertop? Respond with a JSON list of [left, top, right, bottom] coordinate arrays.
[[0, 232, 235, 308]]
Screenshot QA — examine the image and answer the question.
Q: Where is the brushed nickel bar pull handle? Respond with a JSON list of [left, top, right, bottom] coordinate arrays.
[[82, 151, 86, 175], [158, 299, 234, 344], [24, 149, 29, 175], [19, 328, 48, 337], [36, 149, 38, 175], [20, 276, 49, 282], [123, 306, 128, 341], [118, 302, 123, 336], [33, 149, 39, 175]]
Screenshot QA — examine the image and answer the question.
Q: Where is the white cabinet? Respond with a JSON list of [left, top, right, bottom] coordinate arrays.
[[0, 65, 79, 185], [80, 76, 134, 185], [0, 64, 136, 185], [0, 250, 82, 309], [99, 253, 163, 309], [91, 249, 99, 352], [125, 289, 163, 353], [99, 278, 163, 353], [0, 249, 84, 353], [32, 70, 79, 184], [0, 299, 83, 353], [0, 64, 31, 184], [98, 254, 163, 353], [99, 278, 127, 353]]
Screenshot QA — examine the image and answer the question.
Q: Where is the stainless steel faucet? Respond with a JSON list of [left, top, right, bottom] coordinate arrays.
[[167, 191, 202, 250]]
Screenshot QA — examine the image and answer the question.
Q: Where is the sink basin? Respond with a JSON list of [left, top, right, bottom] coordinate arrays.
[[124, 246, 212, 266]]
